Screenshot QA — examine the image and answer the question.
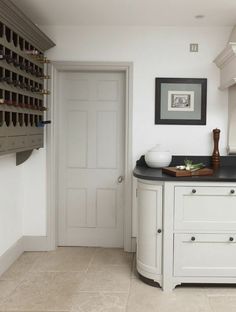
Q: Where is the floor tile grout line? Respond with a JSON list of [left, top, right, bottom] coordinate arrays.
[[125, 255, 134, 312], [206, 295, 217, 312], [0, 252, 47, 305], [76, 290, 129, 293], [0, 274, 30, 306], [84, 247, 98, 274]]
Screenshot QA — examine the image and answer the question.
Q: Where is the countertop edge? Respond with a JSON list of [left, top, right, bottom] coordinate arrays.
[[133, 168, 236, 182], [134, 155, 236, 182]]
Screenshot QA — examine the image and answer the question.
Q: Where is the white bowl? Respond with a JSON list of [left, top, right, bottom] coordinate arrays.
[[145, 150, 172, 168]]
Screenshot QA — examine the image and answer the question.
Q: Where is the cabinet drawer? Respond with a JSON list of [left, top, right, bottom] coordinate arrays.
[[174, 233, 236, 277], [175, 186, 236, 231]]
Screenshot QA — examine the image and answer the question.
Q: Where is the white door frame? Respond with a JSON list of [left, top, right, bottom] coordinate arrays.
[[46, 61, 134, 252]]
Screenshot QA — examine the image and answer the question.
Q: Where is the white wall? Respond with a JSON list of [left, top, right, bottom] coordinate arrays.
[[22, 149, 47, 235], [0, 155, 23, 257], [22, 25, 231, 236], [42, 26, 230, 156]]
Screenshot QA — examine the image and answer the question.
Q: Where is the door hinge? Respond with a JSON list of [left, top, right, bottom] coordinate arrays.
[[136, 188, 138, 197]]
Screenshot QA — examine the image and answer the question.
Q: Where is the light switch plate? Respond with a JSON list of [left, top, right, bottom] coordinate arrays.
[[190, 43, 199, 52]]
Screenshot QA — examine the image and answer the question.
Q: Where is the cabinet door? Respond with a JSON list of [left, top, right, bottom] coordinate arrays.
[[174, 233, 236, 277], [175, 186, 236, 231], [137, 182, 162, 276]]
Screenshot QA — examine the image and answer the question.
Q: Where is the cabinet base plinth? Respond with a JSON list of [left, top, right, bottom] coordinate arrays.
[[138, 273, 161, 288], [136, 260, 162, 288]]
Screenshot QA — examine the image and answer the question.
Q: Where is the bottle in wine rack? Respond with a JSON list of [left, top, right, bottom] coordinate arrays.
[[36, 70, 43, 78], [31, 86, 40, 92], [5, 54, 13, 64], [19, 81, 26, 89], [18, 99, 24, 108], [13, 59, 20, 67], [37, 120, 51, 127], [3, 77, 12, 84], [25, 65, 33, 73], [39, 106, 47, 111], [25, 49, 39, 56], [0, 50, 6, 60], [13, 80, 20, 87], [0, 68, 4, 82], [25, 65, 31, 73], [40, 75, 51, 80], [37, 89, 50, 95], [12, 73, 18, 86], [19, 62, 26, 70], [37, 57, 50, 64], [30, 67, 37, 76], [5, 100, 13, 105], [25, 84, 31, 92]]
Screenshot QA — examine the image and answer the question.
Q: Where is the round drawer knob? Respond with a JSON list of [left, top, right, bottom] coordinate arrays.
[[230, 190, 235, 194], [229, 237, 234, 242], [191, 236, 196, 241], [157, 229, 162, 234], [192, 189, 196, 194]]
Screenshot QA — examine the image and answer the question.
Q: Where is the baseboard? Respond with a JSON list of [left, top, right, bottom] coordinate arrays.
[[0, 237, 24, 277], [23, 236, 49, 251], [131, 237, 137, 252]]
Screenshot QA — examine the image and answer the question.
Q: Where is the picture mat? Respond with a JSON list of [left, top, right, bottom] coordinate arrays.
[[160, 83, 201, 120]]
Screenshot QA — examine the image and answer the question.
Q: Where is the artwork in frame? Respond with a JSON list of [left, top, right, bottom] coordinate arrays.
[[155, 78, 207, 125]]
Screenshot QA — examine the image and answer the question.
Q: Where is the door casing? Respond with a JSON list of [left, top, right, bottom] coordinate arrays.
[[46, 61, 134, 252]]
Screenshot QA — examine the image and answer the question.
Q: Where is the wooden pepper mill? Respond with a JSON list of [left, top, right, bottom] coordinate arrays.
[[212, 128, 221, 169]]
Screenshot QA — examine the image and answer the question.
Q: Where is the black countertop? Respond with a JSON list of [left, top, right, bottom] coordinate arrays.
[[133, 155, 236, 182]]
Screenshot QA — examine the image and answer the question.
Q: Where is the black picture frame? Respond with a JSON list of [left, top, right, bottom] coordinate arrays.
[[155, 78, 207, 125]]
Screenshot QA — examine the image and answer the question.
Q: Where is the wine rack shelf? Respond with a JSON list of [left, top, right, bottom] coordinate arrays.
[[0, 0, 55, 162]]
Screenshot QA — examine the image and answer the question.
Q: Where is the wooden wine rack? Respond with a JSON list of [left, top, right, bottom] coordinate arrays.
[[0, 0, 55, 164]]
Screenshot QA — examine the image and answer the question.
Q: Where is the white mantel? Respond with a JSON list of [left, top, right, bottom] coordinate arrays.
[[214, 26, 236, 154]]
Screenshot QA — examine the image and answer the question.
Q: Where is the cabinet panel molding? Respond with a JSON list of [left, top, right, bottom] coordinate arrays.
[[136, 181, 163, 284]]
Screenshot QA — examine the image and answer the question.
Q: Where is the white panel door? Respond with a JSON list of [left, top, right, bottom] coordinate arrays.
[[57, 71, 125, 247]]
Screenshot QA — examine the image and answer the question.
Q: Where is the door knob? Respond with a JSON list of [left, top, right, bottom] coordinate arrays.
[[118, 176, 124, 183]]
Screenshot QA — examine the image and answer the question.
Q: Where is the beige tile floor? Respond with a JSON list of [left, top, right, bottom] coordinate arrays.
[[0, 248, 235, 311]]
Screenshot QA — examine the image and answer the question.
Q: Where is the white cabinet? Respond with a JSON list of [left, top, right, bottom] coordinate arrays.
[[136, 180, 236, 291], [136, 180, 163, 284], [173, 184, 236, 288], [174, 186, 236, 231]]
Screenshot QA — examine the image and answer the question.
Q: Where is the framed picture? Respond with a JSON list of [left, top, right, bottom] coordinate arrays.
[[155, 78, 207, 125]]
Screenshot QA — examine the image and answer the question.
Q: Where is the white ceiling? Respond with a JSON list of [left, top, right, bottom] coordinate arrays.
[[11, 0, 236, 27]]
